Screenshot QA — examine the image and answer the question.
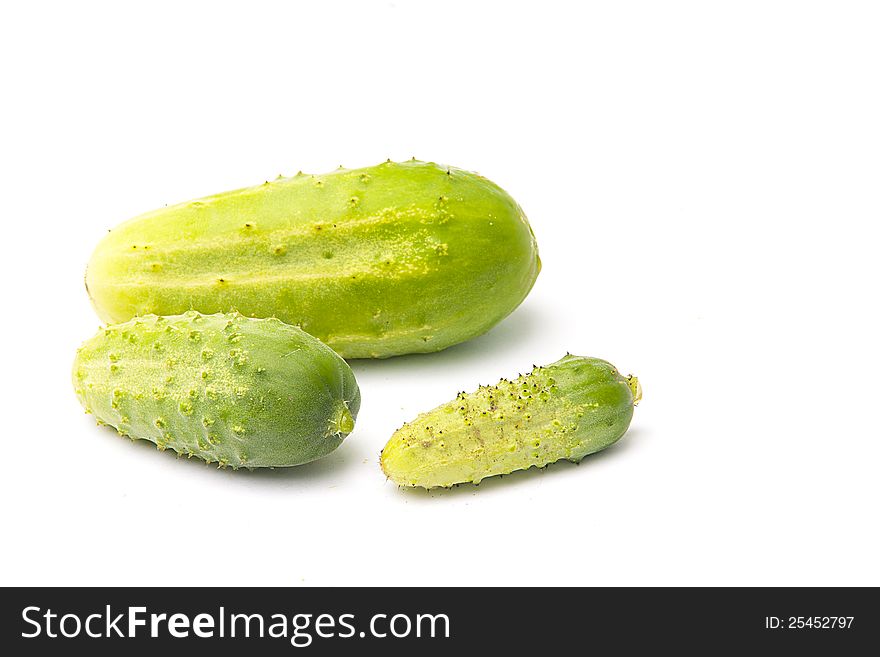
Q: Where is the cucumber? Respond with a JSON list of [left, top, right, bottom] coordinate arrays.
[[380, 355, 640, 488], [85, 160, 540, 359], [72, 311, 360, 468]]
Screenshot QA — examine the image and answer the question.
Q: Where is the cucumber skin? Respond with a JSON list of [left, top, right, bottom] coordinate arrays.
[[85, 160, 540, 359], [380, 355, 640, 488], [72, 312, 360, 468]]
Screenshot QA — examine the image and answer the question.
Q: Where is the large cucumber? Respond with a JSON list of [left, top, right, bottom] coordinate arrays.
[[72, 311, 360, 468], [85, 160, 540, 359], [380, 355, 640, 488]]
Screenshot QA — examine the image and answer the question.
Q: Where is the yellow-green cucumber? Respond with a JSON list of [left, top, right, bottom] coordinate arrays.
[[72, 311, 360, 468], [380, 355, 640, 488], [85, 160, 540, 359]]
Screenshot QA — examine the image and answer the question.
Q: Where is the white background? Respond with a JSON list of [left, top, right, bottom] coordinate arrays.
[[1, 0, 878, 586]]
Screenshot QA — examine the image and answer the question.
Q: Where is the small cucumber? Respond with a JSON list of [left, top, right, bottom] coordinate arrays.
[[380, 355, 640, 488], [72, 312, 360, 468], [85, 160, 540, 359]]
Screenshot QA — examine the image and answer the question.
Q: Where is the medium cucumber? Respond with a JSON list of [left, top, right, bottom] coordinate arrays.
[[85, 160, 540, 359], [72, 311, 360, 468], [380, 355, 640, 488]]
